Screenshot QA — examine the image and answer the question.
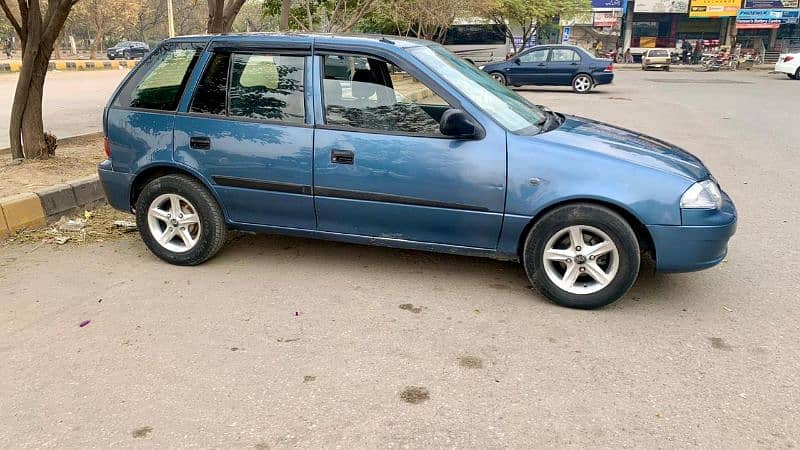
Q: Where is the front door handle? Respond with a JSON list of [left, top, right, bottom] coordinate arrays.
[[190, 136, 211, 150], [331, 149, 354, 164]]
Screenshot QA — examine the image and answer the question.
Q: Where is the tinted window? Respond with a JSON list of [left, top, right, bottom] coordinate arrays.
[[228, 53, 305, 123], [190, 52, 230, 116], [113, 42, 201, 111], [649, 50, 669, 57], [322, 54, 450, 135], [443, 24, 506, 45], [550, 49, 580, 62], [519, 49, 549, 63]]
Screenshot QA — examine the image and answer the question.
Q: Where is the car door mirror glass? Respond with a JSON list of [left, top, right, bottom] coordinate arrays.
[[439, 109, 484, 139]]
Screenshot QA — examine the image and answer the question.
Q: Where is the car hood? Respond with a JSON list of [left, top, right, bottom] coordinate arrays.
[[535, 115, 708, 180]]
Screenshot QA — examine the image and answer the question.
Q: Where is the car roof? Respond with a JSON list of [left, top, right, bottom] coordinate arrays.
[[166, 32, 433, 50]]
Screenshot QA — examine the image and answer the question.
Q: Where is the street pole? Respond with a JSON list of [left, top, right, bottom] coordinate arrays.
[[167, 0, 176, 38]]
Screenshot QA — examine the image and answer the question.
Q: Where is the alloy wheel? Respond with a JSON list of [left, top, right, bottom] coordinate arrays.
[[147, 193, 202, 253], [541, 225, 619, 295], [573, 75, 592, 93]]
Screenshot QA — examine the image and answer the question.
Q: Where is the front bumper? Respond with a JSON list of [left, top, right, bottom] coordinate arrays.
[[98, 160, 134, 212], [647, 193, 736, 272]]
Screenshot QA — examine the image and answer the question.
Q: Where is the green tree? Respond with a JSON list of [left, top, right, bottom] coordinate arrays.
[[262, 0, 379, 32], [482, 0, 589, 54], [1, 0, 79, 159]]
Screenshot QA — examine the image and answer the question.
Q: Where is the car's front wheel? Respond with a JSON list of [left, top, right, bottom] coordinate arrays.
[[523, 204, 640, 309], [572, 74, 593, 93], [490, 72, 507, 85], [793, 68, 800, 80], [135, 174, 227, 266]]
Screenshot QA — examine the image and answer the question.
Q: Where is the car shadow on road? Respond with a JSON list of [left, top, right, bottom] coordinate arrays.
[[206, 231, 692, 312]]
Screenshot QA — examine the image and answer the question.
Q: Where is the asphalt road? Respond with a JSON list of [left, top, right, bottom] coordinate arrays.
[[2, 70, 799, 448], [0, 70, 129, 149]]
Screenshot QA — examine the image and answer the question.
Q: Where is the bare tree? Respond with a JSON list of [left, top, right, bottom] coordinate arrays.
[[207, 0, 246, 33], [265, 0, 379, 33], [1, 0, 79, 159]]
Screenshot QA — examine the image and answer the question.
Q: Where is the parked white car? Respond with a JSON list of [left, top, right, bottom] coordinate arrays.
[[775, 52, 800, 79]]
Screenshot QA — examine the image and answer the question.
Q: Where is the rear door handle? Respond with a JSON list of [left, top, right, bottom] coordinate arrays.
[[331, 149, 354, 164], [190, 136, 211, 150]]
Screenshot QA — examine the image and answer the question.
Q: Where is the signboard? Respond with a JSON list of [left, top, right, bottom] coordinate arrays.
[[562, 27, 571, 43], [560, 11, 593, 26], [593, 11, 623, 27], [592, 0, 623, 9], [689, 0, 740, 17], [743, 0, 798, 8], [736, 8, 800, 27], [634, 0, 689, 13], [512, 36, 536, 49]]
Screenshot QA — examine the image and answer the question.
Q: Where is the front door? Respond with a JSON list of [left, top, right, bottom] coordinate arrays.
[[174, 49, 316, 229], [312, 53, 506, 249], [507, 48, 550, 85]]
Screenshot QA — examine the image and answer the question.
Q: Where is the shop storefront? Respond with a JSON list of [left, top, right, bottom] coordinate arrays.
[[735, 0, 800, 52], [630, 0, 690, 48]]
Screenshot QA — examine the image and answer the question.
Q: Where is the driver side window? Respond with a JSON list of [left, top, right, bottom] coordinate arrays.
[[519, 49, 549, 63], [321, 54, 452, 136]]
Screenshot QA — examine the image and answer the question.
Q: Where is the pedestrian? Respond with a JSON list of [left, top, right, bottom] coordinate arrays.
[[624, 48, 633, 63], [4, 35, 13, 59], [595, 40, 604, 57], [693, 41, 703, 64]]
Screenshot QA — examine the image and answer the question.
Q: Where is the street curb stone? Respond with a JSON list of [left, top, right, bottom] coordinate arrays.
[[0, 175, 106, 237], [69, 176, 105, 210], [37, 183, 80, 222], [0, 193, 47, 233]]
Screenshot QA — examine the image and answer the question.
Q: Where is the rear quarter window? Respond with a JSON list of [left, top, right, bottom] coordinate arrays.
[[113, 42, 202, 111]]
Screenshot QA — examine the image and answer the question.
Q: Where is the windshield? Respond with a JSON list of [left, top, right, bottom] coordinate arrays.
[[408, 44, 546, 134]]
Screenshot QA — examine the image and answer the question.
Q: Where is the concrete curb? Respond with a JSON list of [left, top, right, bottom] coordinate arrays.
[[0, 175, 105, 238], [0, 59, 138, 73]]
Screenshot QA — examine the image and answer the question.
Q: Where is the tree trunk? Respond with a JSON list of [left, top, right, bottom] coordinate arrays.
[[90, 26, 103, 59], [279, 0, 290, 31]]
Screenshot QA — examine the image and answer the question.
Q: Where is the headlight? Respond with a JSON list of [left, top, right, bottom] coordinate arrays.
[[680, 180, 722, 209]]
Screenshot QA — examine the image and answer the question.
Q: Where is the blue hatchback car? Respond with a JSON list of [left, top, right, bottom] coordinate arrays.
[[98, 33, 736, 309], [480, 44, 614, 93]]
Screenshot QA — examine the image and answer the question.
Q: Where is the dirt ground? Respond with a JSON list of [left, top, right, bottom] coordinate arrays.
[[0, 133, 104, 198]]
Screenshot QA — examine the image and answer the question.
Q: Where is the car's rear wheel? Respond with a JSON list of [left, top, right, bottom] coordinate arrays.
[[572, 74, 593, 94], [490, 72, 507, 85], [135, 174, 227, 266], [789, 73, 797, 79], [522, 204, 640, 309], [794, 67, 800, 80]]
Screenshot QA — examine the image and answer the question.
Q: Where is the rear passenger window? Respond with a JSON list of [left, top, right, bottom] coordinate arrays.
[[550, 49, 580, 62], [190, 53, 230, 115], [228, 54, 305, 124], [113, 42, 202, 111]]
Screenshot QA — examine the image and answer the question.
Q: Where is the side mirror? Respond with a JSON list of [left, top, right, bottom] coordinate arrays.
[[440, 109, 484, 140], [513, 58, 521, 65]]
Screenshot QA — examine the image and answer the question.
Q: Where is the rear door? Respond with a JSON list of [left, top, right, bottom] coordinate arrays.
[[174, 43, 316, 229], [507, 48, 550, 84], [545, 48, 581, 84], [311, 52, 506, 249]]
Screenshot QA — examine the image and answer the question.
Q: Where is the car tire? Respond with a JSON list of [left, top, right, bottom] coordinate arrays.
[[794, 67, 800, 80], [788, 73, 797, 79], [522, 203, 640, 309], [135, 174, 227, 266], [664, 66, 670, 72], [572, 74, 593, 94], [490, 72, 507, 85], [108, 55, 115, 60]]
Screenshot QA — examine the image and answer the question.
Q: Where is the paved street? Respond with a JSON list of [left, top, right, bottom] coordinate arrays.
[[0, 70, 129, 149], [1, 70, 799, 448]]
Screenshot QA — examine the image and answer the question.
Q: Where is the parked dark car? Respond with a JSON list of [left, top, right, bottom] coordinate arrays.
[[480, 45, 614, 93], [107, 41, 149, 60], [98, 34, 736, 309]]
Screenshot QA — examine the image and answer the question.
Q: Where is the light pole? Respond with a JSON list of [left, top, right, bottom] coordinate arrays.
[[167, 0, 175, 38]]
